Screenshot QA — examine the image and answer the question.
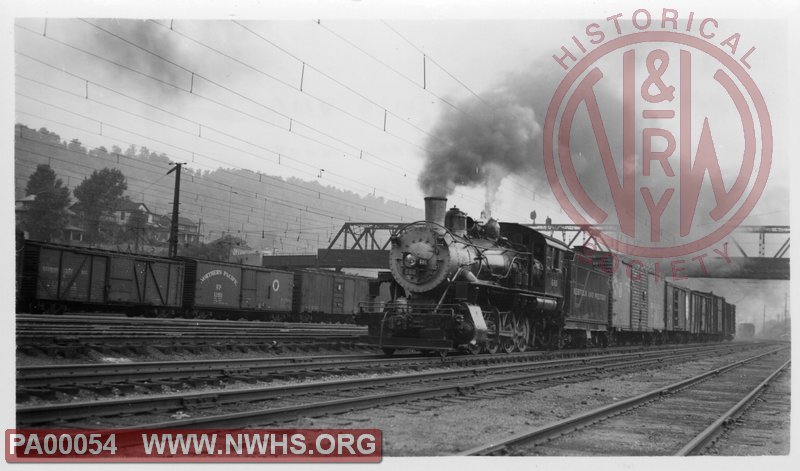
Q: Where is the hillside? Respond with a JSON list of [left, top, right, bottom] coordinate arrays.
[[14, 123, 424, 254]]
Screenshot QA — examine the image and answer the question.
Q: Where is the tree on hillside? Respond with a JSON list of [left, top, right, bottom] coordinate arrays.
[[180, 235, 249, 261], [20, 164, 71, 241], [73, 168, 128, 243], [67, 139, 86, 155], [89, 146, 111, 160], [124, 145, 137, 158], [35, 127, 63, 147]]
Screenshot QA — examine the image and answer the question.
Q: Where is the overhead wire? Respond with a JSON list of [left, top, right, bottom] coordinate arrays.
[[16, 19, 549, 223], [15, 87, 416, 220]]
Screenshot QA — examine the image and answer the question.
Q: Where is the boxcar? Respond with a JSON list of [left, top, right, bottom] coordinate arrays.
[[722, 301, 736, 340], [572, 247, 655, 344], [564, 254, 610, 345], [182, 258, 294, 320], [647, 271, 666, 339], [293, 270, 372, 322], [18, 241, 183, 315], [606, 258, 652, 343], [689, 290, 721, 339], [664, 281, 691, 341]]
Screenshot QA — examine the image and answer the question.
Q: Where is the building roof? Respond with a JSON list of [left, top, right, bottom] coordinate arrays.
[[154, 214, 198, 229], [114, 200, 151, 213]]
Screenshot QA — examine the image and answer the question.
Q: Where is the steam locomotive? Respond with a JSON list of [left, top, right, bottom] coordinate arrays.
[[354, 197, 735, 354]]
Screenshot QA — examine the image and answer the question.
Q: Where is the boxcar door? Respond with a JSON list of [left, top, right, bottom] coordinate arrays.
[[342, 278, 356, 314], [332, 277, 345, 314]]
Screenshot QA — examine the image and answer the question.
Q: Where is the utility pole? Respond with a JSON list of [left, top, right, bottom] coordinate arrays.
[[167, 162, 185, 258], [762, 304, 766, 338]]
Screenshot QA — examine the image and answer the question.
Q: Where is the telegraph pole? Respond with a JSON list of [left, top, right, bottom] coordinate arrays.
[[167, 162, 185, 258]]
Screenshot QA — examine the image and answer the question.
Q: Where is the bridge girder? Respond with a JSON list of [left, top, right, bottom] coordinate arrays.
[[261, 222, 789, 280]]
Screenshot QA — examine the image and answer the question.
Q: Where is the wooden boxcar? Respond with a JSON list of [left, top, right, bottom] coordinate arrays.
[[293, 270, 372, 322], [722, 301, 737, 340], [664, 281, 691, 341], [18, 241, 183, 315], [647, 271, 666, 337], [564, 256, 610, 342], [689, 290, 712, 336], [689, 290, 730, 340], [572, 247, 657, 344], [181, 258, 294, 319]]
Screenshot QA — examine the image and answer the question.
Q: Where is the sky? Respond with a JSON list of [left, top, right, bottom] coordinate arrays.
[[6, 5, 794, 251], [2, 1, 799, 466]]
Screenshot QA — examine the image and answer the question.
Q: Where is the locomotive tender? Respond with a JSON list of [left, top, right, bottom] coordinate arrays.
[[355, 197, 735, 354]]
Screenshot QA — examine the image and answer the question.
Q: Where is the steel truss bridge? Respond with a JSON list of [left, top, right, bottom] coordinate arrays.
[[261, 222, 789, 280]]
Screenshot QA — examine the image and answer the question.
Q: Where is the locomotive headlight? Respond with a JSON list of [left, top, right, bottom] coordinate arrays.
[[403, 253, 419, 267]]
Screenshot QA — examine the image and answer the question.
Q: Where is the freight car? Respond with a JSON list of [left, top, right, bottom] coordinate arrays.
[[663, 281, 691, 342], [689, 290, 734, 341], [575, 246, 661, 345], [293, 270, 372, 323], [181, 258, 294, 320], [17, 240, 183, 316], [354, 197, 737, 354], [16, 240, 376, 322]]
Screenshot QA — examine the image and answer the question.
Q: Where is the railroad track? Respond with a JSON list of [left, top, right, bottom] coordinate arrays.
[[17, 314, 366, 357], [17, 314, 364, 338], [17, 343, 759, 397], [18, 343, 770, 428], [459, 347, 790, 456]]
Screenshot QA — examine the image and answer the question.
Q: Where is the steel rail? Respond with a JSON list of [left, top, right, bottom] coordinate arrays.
[[17, 314, 363, 328], [17, 344, 758, 426], [459, 347, 789, 456], [675, 359, 791, 456], [17, 343, 749, 388]]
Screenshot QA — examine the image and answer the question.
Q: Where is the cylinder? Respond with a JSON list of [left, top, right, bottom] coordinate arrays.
[[424, 196, 447, 226]]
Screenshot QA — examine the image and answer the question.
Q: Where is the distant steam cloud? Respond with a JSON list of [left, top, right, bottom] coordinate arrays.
[[89, 19, 190, 96]]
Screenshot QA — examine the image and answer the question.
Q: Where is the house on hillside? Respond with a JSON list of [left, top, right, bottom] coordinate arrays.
[[113, 200, 155, 226], [16, 194, 84, 242], [153, 215, 201, 244]]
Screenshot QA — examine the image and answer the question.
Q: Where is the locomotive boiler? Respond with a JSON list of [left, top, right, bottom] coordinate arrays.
[[356, 197, 589, 355], [356, 197, 736, 355]]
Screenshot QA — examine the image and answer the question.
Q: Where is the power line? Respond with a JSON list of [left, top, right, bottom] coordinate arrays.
[[142, 19, 431, 158], [16, 20, 548, 223], [231, 20, 445, 147], [314, 19, 466, 118], [14, 106, 415, 224], [15, 88, 413, 213], [15, 130, 417, 229], [381, 20, 494, 111], [16, 52, 512, 220]]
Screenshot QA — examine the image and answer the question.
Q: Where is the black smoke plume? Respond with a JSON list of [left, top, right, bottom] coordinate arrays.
[[418, 60, 625, 218]]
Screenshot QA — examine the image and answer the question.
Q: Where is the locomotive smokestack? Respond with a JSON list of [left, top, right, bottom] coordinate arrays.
[[424, 196, 447, 226]]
